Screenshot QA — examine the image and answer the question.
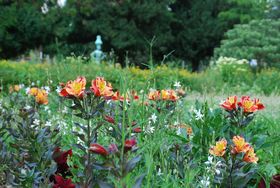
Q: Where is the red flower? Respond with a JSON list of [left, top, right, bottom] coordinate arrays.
[[53, 175, 75, 188], [52, 147, 73, 175], [89, 143, 109, 156], [221, 96, 237, 111], [104, 115, 115, 124], [254, 98, 265, 110], [53, 147, 73, 165], [124, 138, 137, 151], [133, 127, 142, 133]]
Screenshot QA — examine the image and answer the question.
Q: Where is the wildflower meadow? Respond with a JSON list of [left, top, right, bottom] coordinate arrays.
[[1, 1, 280, 187]]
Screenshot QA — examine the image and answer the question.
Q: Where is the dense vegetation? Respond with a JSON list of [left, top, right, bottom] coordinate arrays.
[[0, 59, 279, 187]]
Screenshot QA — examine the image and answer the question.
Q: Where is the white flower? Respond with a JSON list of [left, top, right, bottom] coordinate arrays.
[[43, 86, 50, 93], [108, 127, 113, 131], [174, 81, 181, 88], [33, 119, 40, 126], [140, 90, 144, 94], [194, 109, 204, 121], [215, 169, 221, 175], [157, 168, 163, 176], [174, 121, 179, 126], [57, 0, 67, 8], [176, 128, 181, 135], [25, 105, 32, 110], [45, 121, 52, 126], [31, 82, 35, 86], [56, 86, 61, 93], [41, 3, 49, 14], [144, 123, 155, 134], [200, 177, 210, 187], [44, 106, 49, 111], [62, 107, 68, 114], [205, 155, 213, 165], [19, 84, 25, 89], [25, 87, 30, 94], [149, 113, 157, 124]]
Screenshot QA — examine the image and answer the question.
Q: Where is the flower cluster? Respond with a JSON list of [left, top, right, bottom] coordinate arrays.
[[209, 136, 258, 163], [28, 87, 48, 105], [221, 96, 264, 114], [51, 147, 75, 188], [148, 89, 178, 101]]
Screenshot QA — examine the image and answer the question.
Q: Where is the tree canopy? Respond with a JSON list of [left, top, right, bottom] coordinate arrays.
[[0, 0, 270, 70]]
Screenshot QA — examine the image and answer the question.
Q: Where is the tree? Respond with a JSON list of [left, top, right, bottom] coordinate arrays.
[[214, 19, 280, 68], [170, 0, 267, 71], [0, 0, 49, 58]]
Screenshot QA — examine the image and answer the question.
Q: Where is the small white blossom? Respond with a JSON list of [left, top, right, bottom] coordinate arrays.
[[144, 123, 155, 134], [25, 87, 30, 94], [56, 86, 61, 93], [174, 121, 179, 126], [174, 81, 181, 88], [25, 105, 32, 110], [149, 113, 157, 124], [200, 177, 210, 187], [140, 89, 144, 94], [194, 109, 204, 121], [31, 82, 35, 86], [157, 168, 163, 176], [108, 127, 113, 131], [62, 107, 68, 114], [33, 119, 40, 126], [41, 3, 49, 14], [45, 121, 52, 126], [176, 128, 181, 135], [43, 86, 50, 93], [44, 106, 49, 111], [57, 0, 67, 8]]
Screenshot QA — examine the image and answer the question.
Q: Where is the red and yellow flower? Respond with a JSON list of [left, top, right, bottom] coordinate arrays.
[[90, 77, 113, 97], [238, 96, 258, 113], [243, 146, 258, 163], [221, 96, 237, 111], [209, 138, 227, 157], [60, 76, 86, 98], [231, 136, 251, 154]]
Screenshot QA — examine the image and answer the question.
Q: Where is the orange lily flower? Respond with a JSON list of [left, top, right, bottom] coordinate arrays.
[[243, 146, 258, 163], [29, 87, 39, 96], [90, 77, 113, 97], [35, 89, 48, 105], [221, 96, 237, 111], [209, 138, 227, 157], [60, 76, 86, 98], [231, 136, 251, 154]]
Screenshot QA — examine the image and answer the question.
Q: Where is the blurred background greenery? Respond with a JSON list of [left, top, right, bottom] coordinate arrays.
[[0, 0, 279, 71]]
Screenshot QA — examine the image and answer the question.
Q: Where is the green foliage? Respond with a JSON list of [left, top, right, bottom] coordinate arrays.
[[214, 19, 280, 68], [1, 58, 280, 95]]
